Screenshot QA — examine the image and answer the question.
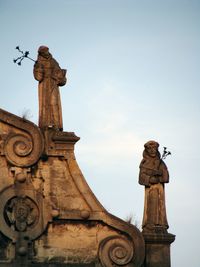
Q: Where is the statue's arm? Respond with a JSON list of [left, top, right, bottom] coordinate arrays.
[[139, 165, 163, 186], [51, 59, 67, 86], [139, 167, 151, 186], [57, 69, 67, 86], [53, 68, 67, 86], [159, 161, 169, 183], [33, 61, 44, 82]]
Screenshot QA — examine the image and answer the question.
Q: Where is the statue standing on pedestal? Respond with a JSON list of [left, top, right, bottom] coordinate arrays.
[[139, 140, 169, 233], [33, 46, 66, 130]]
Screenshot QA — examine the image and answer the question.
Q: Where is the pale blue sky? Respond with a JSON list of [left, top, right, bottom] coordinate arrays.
[[0, 1, 200, 266]]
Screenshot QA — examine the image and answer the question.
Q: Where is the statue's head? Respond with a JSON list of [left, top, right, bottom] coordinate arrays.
[[144, 140, 160, 158], [38, 46, 50, 59]]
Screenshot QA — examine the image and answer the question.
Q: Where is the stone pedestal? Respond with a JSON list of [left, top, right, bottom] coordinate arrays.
[[143, 232, 175, 267]]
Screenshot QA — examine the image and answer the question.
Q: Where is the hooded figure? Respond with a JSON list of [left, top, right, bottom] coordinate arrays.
[[139, 140, 169, 233], [33, 46, 66, 130]]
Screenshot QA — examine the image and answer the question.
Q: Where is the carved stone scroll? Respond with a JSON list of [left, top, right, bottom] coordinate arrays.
[[99, 236, 134, 267], [0, 108, 44, 167]]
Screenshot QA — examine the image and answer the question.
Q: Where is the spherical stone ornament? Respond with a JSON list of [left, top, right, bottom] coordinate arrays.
[[51, 209, 60, 218], [18, 246, 27, 256], [16, 172, 26, 183], [80, 210, 90, 219]]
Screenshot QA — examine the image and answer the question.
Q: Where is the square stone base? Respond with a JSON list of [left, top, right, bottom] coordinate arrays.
[[143, 232, 175, 267]]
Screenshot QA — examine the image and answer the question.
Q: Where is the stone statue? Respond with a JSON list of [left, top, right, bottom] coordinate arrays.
[[139, 140, 169, 233], [33, 46, 66, 130]]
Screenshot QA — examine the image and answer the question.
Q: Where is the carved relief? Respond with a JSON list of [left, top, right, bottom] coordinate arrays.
[[4, 133, 33, 167], [5, 196, 38, 232], [0, 108, 44, 167], [0, 186, 49, 242], [99, 236, 134, 267]]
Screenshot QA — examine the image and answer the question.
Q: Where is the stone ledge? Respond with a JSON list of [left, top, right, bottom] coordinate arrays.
[[143, 232, 175, 244]]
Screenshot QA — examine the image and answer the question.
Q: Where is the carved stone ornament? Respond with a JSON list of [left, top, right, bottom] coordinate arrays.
[[5, 196, 38, 232], [0, 186, 49, 241], [5, 133, 33, 166], [0, 108, 44, 167], [99, 236, 134, 267]]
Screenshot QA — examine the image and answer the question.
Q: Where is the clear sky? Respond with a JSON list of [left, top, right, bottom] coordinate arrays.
[[0, 0, 200, 266]]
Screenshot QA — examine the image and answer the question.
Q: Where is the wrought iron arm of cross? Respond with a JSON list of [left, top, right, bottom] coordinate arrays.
[[13, 46, 36, 66]]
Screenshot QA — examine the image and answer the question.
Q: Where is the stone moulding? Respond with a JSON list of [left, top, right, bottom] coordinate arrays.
[[142, 232, 175, 267], [143, 232, 175, 244]]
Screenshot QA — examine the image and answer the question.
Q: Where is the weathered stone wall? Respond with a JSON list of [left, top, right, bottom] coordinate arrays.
[[0, 108, 145, 267]]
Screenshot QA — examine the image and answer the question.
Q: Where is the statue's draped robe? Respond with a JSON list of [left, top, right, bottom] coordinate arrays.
[[139, 154, 169, 231], [33, 54, 66, 129]]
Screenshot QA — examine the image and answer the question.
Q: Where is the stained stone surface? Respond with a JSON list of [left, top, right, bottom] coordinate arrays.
[[0, 51, 145, 267], [139, 140, 169, 233], [139, 141, 175, 267], [33, 46, 66, 130], [0, 47, 174, 267]]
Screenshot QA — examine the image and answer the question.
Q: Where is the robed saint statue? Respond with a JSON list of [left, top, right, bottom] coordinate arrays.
[[33, 46, 66, 130], [139, 140, 169, 233]]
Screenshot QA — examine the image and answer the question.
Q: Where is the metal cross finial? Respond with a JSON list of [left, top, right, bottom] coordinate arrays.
[[162, 147, 171, 160], [13, 46, 36, 66]]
